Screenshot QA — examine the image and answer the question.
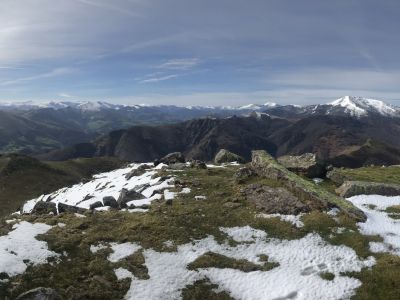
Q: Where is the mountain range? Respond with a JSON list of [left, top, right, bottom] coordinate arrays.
[[1, 96, 400, 168]]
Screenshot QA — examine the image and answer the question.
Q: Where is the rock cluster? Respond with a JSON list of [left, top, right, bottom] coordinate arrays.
[[277, 153, 325, 178]]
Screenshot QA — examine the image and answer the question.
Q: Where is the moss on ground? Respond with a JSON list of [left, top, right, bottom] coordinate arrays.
[[188, 252, 278, 272], [182, 279, 233, 300]]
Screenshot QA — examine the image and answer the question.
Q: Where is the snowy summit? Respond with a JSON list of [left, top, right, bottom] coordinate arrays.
[[328, 96, 399, 117]]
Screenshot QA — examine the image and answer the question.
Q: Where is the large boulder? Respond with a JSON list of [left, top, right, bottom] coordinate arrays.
[[336, 181, 400, 198], [58, 203, 86, 214], [241, 183, 308, 214], [103, 196, 118, 208], [214, 149, 245, 164], [251, 150, 366, 221], [117, 188, 145, 208], [156, 152, 185, 165], [277, 153, 325, 178], [89, 201, 103, 210], [16, 287, 62, 300], [32, 201, 57, 215]]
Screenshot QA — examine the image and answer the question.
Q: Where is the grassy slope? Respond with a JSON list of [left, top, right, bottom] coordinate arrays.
[[332, 166, 400, 185], [0, 155, 126, 217], [1, 165, 399, 299]]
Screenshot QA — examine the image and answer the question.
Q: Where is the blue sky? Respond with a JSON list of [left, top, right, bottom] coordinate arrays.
[[0, 0, 399, 106]]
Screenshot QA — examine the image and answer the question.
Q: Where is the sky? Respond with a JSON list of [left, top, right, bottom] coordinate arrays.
[[0, 0, 399, 106]]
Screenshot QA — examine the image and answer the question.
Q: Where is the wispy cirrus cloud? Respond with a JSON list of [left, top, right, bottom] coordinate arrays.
[[0, 67, 75, 86], [139, 74, 179, 84], [157, 58, 200, 70]]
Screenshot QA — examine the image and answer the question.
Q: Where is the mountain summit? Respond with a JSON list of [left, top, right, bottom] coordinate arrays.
[[327, 96, 399, 117]]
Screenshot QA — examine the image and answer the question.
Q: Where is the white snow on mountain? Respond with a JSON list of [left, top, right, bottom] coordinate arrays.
[[328, 96, 399, 117]]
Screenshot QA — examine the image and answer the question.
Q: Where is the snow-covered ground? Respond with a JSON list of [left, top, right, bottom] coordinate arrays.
[[22, 163, 175, 214], [115, 226, 374, 300], [348, 195, 400, 255], [0, 221, 58, 277]]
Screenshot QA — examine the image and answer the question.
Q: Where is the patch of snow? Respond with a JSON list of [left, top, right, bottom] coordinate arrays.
[[22, 163, 174, 214], [369, 242, 391, 254], [123, 226, 375, 300], [180, 187, 191, 194], [108, 242, 141, 263], [312, 178, 324, 184], [257, 213, 305, 228], [0, 221, 58, 277], [163, 240, 174, 248], [115, 267, 135, 280], [327, 208, 340, 216], [57, 223, 66, 228], [95, 206, 110, 211], [348, 194, 400, 255], [90, 243, 108, 254], [74, 213, 86, 218], [195, 195, 207, 200], [5, 218, 19, 224], [164, 189, 176, 200], [220, 226, 267, 242]]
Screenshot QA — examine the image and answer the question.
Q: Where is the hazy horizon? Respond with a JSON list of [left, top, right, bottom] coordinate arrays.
[[1, 0, 399, 106]]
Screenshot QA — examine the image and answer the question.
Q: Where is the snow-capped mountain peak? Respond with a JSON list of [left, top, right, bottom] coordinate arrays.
[[328, 96, 399, 117]]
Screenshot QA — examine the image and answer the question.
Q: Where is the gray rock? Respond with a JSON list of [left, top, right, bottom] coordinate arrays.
[[277, 153, 325, 178], [241, 183, 308, 214], [125, 168, 145, 180], [214, 149, 245, 164], [57, 203, 86, 214], [16, 287, 62, 300], [103, 196, 118, 208], [32, 201, 57, 215], [233, 166, 255, 183], [157, 152, 185, 165], [326, 168, 348, 186], [336, 181, 400, 198], [251, 150, 367, 222], [117, 188, 145, 208], [89, 201, 103, 210]]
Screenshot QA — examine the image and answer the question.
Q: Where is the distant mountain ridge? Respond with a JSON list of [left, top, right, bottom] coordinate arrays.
[[39, 113, 400, 168], [0, 96, 399, 156]]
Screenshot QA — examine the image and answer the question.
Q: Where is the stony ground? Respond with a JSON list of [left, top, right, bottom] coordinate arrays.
[[1, 162, 400, 299]]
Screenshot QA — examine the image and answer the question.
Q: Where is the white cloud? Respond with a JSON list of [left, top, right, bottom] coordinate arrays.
[[157, 58, 200, 70], [139, 74, 179, 84], [58, 93, 73, 98]]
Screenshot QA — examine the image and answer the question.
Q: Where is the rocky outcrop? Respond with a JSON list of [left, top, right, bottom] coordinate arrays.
[[32, 201, 57, 215], [251, 150, 366, 221], [156, 152, 185, 165], [233, 166, 255, 183], [241, 183, 308, 214], [16, 287, 62, 300], [277, 153, 325, 178], [214, 149, 245, 164], [336, 181, 400, 198], [58, 203, 86, 214]]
